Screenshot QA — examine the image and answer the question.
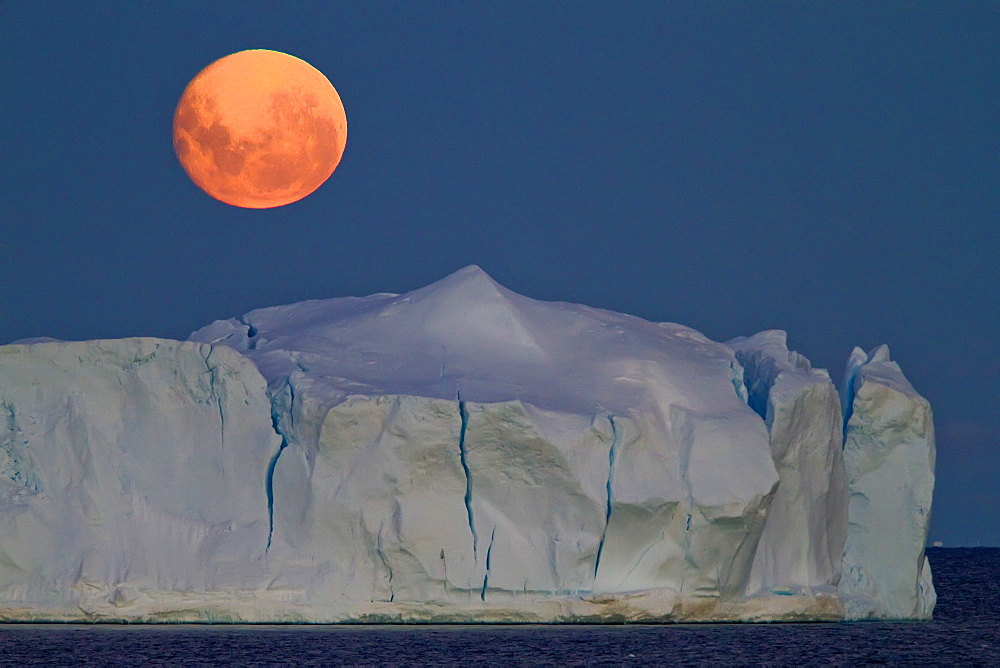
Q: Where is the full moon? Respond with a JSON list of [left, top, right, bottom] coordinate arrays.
[[173, 49, 347, 209]]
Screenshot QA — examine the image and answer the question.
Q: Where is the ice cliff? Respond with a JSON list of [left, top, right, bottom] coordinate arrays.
[[838, 345, 936, 620], [0, 266, 935, 622]]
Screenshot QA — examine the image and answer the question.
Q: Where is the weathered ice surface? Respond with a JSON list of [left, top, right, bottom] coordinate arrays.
[[0, 339, 281, 620], [728, 331, 847, 597], [838, 345, 936, 620], [0, 267, 934, 622], [194, 267, 787, 621]]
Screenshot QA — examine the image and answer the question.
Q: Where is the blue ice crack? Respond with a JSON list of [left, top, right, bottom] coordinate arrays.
[[457, 396, 478, 558], [235, 315, 259, 350], [480, 526, 496, 601], [265, 381, 294, 553], [593, 414, 620, 581], [841, 359, 864, 442]]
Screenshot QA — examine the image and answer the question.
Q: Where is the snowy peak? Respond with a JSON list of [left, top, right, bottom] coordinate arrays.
[[394, 265, 546, 363], [408, 265, 510, 305]]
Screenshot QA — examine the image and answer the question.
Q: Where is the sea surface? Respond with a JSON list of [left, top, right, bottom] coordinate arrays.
[[0, 548, 996, 665]]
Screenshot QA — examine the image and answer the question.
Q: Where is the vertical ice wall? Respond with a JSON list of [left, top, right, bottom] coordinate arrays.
[[839, 345, 936, 620], [0, 339, 280, 614], [264, 392, 778, 607], [728, 331, 847, 596]]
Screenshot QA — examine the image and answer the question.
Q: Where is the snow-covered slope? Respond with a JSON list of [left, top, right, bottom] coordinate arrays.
[[0, 266, 935, 621]]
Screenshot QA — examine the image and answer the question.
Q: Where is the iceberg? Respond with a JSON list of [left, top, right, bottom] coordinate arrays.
[[0, 266, 935, 622], [838, 345, 936, 620], [0, 339, 280, 619], [728, 331, 847, 598]]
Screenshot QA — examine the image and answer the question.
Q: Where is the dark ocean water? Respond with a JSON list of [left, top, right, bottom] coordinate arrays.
[[0, 548, 996, 666]]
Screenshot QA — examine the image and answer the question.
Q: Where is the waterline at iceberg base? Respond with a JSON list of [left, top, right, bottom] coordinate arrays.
[[0, 267, 935, 622]]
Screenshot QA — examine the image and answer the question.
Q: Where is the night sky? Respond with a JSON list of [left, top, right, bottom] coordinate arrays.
[[2, 2, 997, 546]]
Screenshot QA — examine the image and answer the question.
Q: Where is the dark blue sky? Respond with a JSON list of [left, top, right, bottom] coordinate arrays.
[[2, 2, 997, 545]]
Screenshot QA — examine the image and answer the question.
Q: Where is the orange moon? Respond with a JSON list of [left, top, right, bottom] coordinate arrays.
[[173, 49, 347, 209]]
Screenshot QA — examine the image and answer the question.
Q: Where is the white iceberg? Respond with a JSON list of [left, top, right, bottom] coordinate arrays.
[[728, 331, 847, 598], [0, 267, 935, 622], [0, 339, 280, 619], [838, 345, 936, 620]]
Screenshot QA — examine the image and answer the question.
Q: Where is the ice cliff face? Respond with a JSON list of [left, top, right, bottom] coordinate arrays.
[[0, 267, 935, 622], [728, 331, 847, 597], [838, 345, 936, 620], [0, 339, 280, 617]]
